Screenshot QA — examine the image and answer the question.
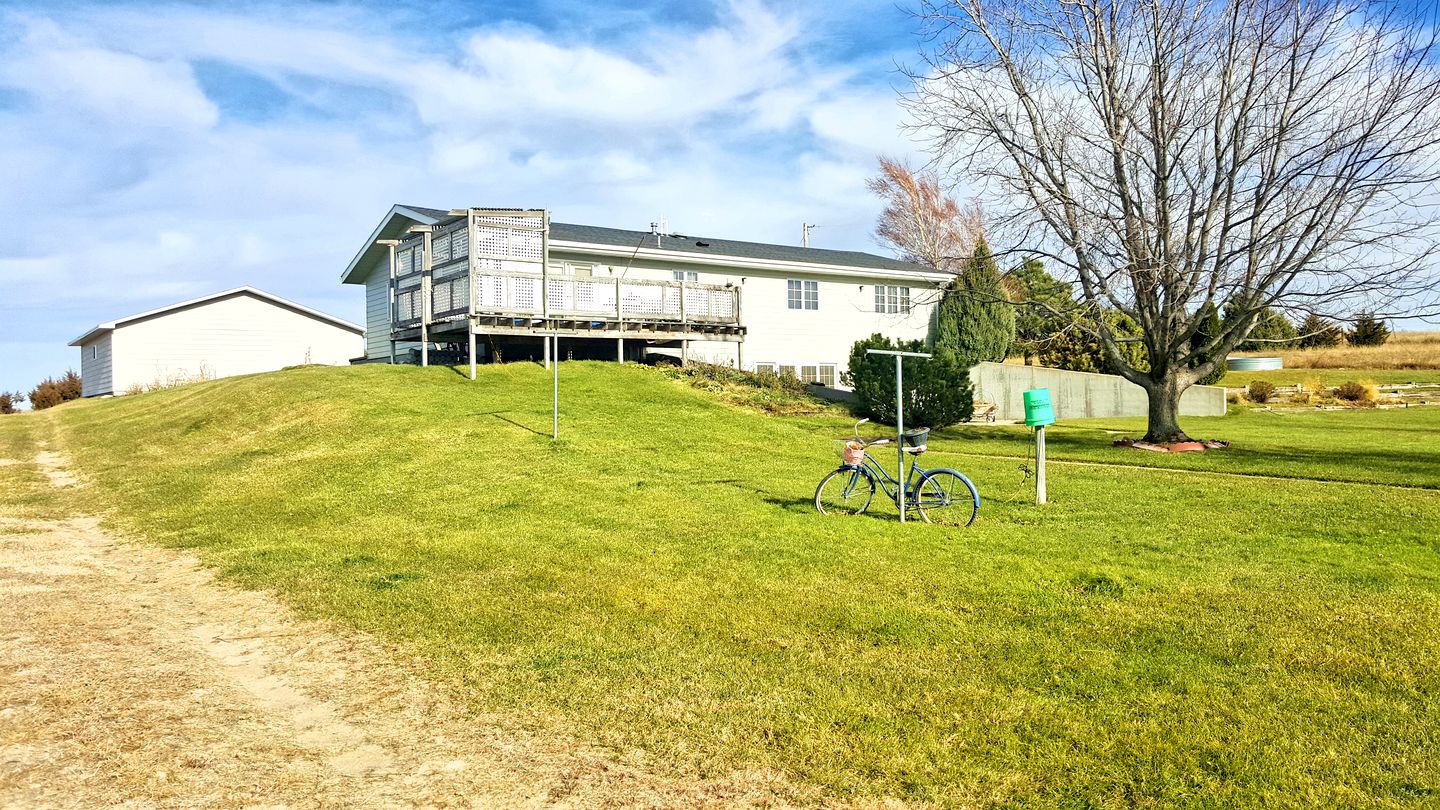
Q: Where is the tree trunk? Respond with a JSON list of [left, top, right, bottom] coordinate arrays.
[[1142, 375, 1192, 444]]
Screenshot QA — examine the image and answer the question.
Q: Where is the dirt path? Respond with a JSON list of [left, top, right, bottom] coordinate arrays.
[[0, 450, 809, 809]]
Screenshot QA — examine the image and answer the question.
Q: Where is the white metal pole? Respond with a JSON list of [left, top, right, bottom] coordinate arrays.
[[895, 355, 905, 523], [1036, 425, 1048, 505], [469, 328, 477, 380], [552, 335, 559, 440]]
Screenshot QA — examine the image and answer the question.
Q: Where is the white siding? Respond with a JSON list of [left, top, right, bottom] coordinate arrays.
[[78, 332, 113, 397], [545, 250, 939, 384], [110, 293, 362, 393]]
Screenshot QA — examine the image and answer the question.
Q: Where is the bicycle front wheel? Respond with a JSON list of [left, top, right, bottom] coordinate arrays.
[[815, 467, 875, 516], [913, 468, 979, 527]]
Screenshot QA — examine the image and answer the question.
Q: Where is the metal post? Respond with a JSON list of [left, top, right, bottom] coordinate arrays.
[[552, 335, 559, 440], [617, 337, 624, 363], [543, 335, 550, 369], [895, 356, 905, 522], [1036, 426, 1048, 505], [865, 348, 932, 523]]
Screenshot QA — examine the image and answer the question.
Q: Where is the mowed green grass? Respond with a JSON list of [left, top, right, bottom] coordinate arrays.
[[11, 363, 1440, 806]]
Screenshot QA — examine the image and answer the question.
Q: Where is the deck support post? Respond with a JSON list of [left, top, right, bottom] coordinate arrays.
[[617, 337, 624, 363], [468, 325, 477, 380], [543, 334, 550, 369]]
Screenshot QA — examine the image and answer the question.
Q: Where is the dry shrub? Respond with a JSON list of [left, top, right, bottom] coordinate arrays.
[[1247, 380, 1277, 403], [1335, 380, 1374, 402]]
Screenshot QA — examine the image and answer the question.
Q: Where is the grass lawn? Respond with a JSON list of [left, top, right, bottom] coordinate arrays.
[[9, 363, 1440, 806]]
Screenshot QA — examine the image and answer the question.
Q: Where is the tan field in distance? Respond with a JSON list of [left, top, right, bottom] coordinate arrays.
[[1234, 330, 1440, 370]]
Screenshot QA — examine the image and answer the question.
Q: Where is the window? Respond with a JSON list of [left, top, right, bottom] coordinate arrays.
[[90, 345, 98, 360], [875, 285, 911, 313], [672, 270, 698, 282], [779, 364, 797, 378], [755, 362, 777, 374], [787, 279, 818, 310], [818, 364, 836, 387]]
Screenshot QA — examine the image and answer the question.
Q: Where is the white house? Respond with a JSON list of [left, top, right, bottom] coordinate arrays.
[[69, 287, 365, 397], [341, 206, 951, 385]]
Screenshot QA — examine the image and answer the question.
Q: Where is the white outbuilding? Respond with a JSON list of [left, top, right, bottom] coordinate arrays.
[[69, 287, 364, 397]]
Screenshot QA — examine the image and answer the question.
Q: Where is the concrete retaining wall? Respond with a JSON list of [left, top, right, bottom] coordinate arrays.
[[969, 362, 1226, 421]]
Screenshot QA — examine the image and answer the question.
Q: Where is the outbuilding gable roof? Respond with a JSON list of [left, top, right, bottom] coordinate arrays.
[[69, 287, 364, 346]]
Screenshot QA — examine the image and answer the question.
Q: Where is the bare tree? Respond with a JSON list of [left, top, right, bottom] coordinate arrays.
[[907, 0, 1440, 442], [868, 156, 986, 273]]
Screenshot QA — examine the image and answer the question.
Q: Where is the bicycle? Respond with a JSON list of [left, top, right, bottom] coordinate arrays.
[[814, 418, 980, 526]]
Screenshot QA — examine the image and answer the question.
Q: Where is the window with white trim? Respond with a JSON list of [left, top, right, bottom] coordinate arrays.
[[875, 285, 911, 313], [755, 362, 777, 374], [787, 279, 818, 310], [90, 345, 98, 360], [779, 364, 797, 378], [673, 270, 698, 282]]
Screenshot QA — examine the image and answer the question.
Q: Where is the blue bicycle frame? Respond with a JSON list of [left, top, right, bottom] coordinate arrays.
[[841, 447, 927, 508]]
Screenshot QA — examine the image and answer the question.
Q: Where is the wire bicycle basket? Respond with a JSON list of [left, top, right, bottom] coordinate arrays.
[[833, 439, 868, 466]]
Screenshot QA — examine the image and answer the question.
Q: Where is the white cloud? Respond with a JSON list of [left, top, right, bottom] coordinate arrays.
[[0, 0, 924, 394]]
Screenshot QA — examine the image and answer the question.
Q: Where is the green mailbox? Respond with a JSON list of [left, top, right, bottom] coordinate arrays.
[[1023, 388, 1055, 427]]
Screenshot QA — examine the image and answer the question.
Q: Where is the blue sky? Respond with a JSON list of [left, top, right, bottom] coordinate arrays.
[[0, 0, 930, 396]]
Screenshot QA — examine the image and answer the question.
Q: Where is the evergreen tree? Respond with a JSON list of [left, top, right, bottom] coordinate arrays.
[[1038, 311, 1149, 374], [0, 391, 23, 415], [1296, 313, 1344, 348], [1347, 312, 1391, 346], [1010, 257, 1076, 364], [1225, 306, 1299, 350], [1188, 302, 1227, 385], [843, 334, 973, 428], [935, 238, 1016, 366]]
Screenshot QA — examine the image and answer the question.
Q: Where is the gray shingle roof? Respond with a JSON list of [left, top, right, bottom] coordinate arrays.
[[548, 222, 927, 273], [396, 205, 928, 273]]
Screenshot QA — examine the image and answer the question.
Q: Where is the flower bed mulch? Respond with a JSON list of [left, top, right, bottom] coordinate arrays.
[[1112, 438, 1230, 453]]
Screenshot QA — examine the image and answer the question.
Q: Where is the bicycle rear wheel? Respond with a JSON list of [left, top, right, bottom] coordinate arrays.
[[913, 468, 979, 526], [815, 467, 875, 516]]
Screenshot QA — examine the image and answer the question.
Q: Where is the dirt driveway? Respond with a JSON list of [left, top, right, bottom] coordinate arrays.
[[0, 448, 807, 809]]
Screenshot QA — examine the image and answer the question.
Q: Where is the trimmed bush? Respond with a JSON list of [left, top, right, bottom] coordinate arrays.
[[843, 334, 973, 428]]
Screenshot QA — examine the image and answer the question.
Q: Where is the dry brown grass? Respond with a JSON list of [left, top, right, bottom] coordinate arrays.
[[1234, 330, 1440, 369]]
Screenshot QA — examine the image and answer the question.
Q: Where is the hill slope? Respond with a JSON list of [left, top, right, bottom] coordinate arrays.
[[26, 363, 1440, 805]]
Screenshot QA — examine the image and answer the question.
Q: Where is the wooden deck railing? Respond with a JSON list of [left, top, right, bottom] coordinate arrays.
[[397, 271, 739, 328]]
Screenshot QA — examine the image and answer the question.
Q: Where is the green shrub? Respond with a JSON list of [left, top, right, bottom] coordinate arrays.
[[1247, 380, 1276, 403], [1037, 310, 1149, 374], [843, 334, 973, 428]]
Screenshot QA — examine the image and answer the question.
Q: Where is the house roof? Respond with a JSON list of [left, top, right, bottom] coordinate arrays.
[[69, 286, 364, 346], [340, 204, 942, 284]]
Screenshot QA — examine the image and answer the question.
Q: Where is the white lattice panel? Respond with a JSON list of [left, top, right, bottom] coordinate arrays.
[[432, 232, 451, 264]]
